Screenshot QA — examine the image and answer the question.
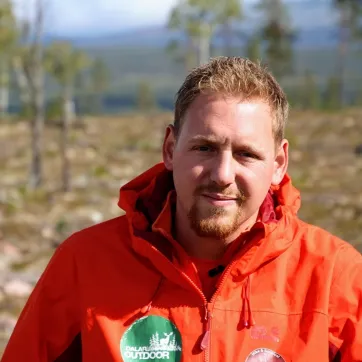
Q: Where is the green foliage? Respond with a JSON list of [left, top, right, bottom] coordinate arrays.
[[246, 35, 262, 62], [55, 218, 69, 235], [89, 58, 109, 114], [166, 38, 197, 74], [301, 71, 322, 110], [45, 41, 90, 88], [46, 97, 63, 119], [0, 0, 19, 116], [353, 86, 362, 106], [256, 0, 295, 78], [19, 103, 34, 119], [167, 0, 243, 66], [331, 0, 362, 106], [324, 76, 342, 110], [334, 0, 362, 38], [136, 80, 157, 111], [90, 58, 109, 93], [92, 165, 108, 177], [0, 0, 18, 51], [217, 0, 243, 23]]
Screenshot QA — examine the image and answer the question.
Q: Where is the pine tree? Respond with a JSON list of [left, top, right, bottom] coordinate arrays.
[[136, 80, 157, 111], [255, 0, 295, 78], [302, 70, 322, 110]]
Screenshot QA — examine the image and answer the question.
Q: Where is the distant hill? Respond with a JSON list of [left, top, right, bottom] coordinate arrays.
[[45, 26, 337, 49], [33, 1, 361, 114], [45, 0, 341, 49]]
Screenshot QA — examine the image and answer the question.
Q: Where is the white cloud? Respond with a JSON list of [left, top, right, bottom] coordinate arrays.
[[12, 0, 333, 36], [13, 0, 179, 35]]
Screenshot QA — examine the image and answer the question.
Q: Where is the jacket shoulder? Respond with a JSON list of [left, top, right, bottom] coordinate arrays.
[[293, 217, 361, 259], [60, 215, 130, 251]]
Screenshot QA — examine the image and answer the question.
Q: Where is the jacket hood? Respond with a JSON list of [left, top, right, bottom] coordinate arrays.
[[118, 162, 302, 280], [118, 162, 175, 230], [118, 162, 301, 229]]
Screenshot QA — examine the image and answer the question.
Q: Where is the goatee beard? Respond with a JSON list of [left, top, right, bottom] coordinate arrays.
[[187, 183, 246, 239]]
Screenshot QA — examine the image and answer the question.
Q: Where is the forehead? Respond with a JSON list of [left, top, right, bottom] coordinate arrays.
[[180, 94, 274, 143]]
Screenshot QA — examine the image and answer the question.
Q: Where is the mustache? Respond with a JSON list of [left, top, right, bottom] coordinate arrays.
[[194, 184, 246, 201]]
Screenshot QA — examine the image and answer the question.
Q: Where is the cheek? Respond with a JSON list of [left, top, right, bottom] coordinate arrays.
[[174, 153, 205, 181], [237, 163, 274, 194]]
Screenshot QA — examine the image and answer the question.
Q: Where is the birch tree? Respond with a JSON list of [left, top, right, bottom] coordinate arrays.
[[45, 41, 90, 192]]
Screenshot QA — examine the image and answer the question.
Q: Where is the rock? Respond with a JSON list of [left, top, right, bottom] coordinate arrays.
[[0, 313, 17, 336], [0, 243, 21, 260], [90, 211, 103, 224], [73, 175, 89, 189], [354, 144, 362, 156], [3, 279, 33, 298], [0, 242, 22, 272], [41, 225, 55, 240]]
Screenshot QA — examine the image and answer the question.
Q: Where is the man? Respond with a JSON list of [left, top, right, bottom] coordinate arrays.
[[2, 57, 361, 362]]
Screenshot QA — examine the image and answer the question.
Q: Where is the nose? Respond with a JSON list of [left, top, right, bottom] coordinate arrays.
[[209, 151, 235, 186]]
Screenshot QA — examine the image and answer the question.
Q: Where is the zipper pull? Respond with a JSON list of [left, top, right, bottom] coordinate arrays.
[[200, 330, 210, 351], [140, 302, 152, 314], [200, 307, 211, 351]]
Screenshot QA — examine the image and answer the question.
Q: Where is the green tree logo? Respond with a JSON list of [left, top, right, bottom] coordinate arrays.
[[120, 316, 182, 361]]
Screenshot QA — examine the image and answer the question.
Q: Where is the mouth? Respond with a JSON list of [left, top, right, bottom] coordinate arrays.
[[202, 193, 237, 201], [201, 193, 239, 206]]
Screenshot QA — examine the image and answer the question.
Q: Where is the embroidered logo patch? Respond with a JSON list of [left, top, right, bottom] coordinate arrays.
[[120, 315, 182, 361], [245, 348, 285, 361], [250, 325, 280, 342]]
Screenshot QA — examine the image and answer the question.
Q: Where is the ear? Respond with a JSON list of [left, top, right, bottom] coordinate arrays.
[[162, 124, 176, 171], [271, 139, 289, 186]]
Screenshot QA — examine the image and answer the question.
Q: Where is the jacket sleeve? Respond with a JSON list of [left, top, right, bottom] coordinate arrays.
[[1, 235, 81, 362], [328, 244, 362, 361]]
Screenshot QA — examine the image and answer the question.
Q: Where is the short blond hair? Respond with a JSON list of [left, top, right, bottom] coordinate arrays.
[[174, 56, 289, 145]]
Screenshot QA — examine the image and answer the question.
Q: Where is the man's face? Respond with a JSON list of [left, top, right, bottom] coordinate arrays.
[[163, 93, 288, 240]]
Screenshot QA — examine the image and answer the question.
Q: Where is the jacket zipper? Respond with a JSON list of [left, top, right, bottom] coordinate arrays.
[[143, 230, 258, 362], [200, 234, 260, 362], [200, 259, 239, 362]]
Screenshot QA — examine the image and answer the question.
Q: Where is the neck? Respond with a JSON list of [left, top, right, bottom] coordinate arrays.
[[174, 207, 258, 260]]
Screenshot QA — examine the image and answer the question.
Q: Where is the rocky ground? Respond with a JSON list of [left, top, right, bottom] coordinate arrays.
[[1, 109, 362, 356]]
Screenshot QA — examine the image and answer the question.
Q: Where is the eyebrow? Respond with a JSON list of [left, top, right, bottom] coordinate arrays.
[[188, 135, 225, 145], [188, 135, 263, 156]]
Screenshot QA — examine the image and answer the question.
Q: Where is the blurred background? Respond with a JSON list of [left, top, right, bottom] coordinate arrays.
[[0, 0, 362, 356]]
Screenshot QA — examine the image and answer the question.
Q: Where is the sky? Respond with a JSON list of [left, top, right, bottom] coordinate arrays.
[[13, 0, 179, 35], [12, 0, 334, 36]]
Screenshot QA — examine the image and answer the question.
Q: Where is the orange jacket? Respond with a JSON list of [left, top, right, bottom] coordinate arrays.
[[2, 163, 362, 362]]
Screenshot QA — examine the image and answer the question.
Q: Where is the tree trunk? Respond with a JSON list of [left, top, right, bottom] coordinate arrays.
[[336, 7, 350, 107], [28, 0, 45, 189], [223, 21, 233, 56], [61, 86, 73, 192], [185, 36, 196, 75], [0, 62, 9, 119], [12, 56, 31, 112], [198, 23, 211, 66]]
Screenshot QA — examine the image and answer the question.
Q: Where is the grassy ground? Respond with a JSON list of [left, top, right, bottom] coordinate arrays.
[[1, 109, 362, 250], [0, 108, 362, 356]]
